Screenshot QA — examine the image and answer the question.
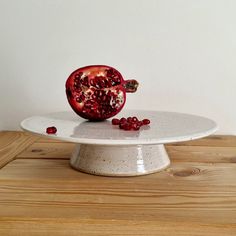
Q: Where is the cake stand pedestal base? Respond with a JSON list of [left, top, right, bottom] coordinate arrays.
[[70, 144, 170, 176]]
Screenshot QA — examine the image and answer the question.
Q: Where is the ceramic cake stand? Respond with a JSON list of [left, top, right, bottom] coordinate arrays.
[[21, 110, 217, 177]]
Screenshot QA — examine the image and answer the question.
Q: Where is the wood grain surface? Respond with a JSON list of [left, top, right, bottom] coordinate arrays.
[[0, 132, 236, 235], [0, 131, 39, 168]]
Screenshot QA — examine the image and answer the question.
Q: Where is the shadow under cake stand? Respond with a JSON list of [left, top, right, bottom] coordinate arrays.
[[21, 110, 217, 177]]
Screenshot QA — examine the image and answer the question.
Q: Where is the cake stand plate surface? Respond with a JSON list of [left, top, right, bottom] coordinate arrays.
[[21, 110, 217, 176]]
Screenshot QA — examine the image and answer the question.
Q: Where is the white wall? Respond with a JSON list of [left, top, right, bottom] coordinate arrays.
[[0, 0, 236, 133]]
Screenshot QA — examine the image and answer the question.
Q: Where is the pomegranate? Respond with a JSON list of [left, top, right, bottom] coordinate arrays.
[[65, 65, 139, 121]]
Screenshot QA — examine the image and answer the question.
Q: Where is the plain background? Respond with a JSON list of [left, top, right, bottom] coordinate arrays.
[[0, 0, 235, 133]]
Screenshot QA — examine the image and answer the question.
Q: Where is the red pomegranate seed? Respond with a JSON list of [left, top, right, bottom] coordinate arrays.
[[119, 122, 126, 129], [46, 126, 57, 134], [119, 117, 127, 124], [131, 123, 141, 130], [112, 118, 120, 125], [132, 117, 138, 122], [123, 123, 132, 130], [137, 121, 143, 127], [142, 119, 150, 125], [127, 117, 132, 123]]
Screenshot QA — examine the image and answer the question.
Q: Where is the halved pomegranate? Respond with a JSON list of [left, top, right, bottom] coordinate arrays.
[[65, 65, 139, 121]]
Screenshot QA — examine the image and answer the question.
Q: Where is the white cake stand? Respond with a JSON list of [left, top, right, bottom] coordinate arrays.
[[21, 110, 217, 177]]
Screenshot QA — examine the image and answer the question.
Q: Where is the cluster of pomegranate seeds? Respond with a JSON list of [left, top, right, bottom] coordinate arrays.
[[46, 126, 57, 134], [112, 117, 150, 131]]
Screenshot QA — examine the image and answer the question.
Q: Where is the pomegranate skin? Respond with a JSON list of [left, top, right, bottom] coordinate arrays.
[[65, 65, 138, 121]]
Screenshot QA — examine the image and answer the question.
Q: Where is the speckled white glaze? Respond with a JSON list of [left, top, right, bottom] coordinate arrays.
[[21, 110, 217, 176], [70, 144, 170, 176]]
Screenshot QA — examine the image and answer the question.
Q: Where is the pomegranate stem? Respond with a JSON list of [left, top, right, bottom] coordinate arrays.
[[123, 79, 139, 93]]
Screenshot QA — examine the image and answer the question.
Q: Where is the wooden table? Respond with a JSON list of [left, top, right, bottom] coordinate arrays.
[[0, 131, 236, 235]]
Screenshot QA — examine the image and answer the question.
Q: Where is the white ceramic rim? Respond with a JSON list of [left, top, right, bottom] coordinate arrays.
[[21, 110, 218, 146]]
